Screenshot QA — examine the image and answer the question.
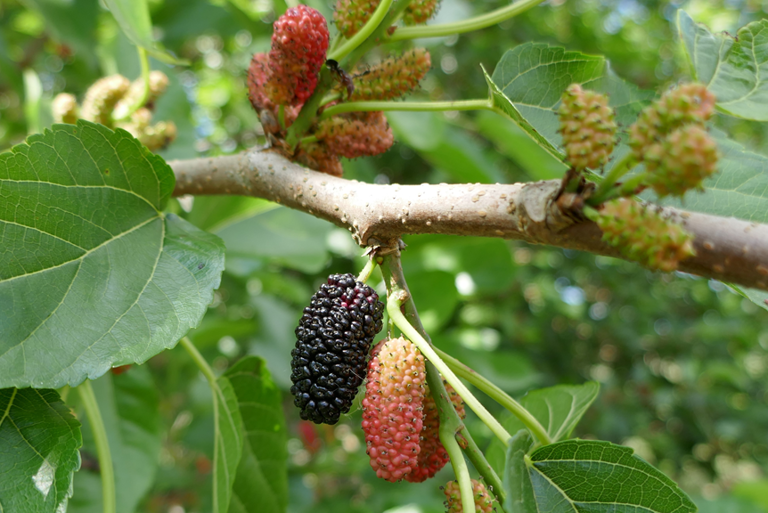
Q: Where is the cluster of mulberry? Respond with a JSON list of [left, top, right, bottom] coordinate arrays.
[[290, 273, 384, 425], [629, 83, 718, 196], [247, 5, 407, 176], [246, 6, 328, 122], [52, 71, 176, 152], [558, 84, 617, 171], [362, 336, 466, 483], [443, 479, 496, 513], [596, 198, 696, 272]]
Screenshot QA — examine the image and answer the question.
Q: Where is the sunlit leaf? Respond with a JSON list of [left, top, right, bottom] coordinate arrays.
[[0, 121, 225, 388], [679, 11, 768, 121], [486, 43, 652, 168], [528, 440, 697, 513], [487, 383, 600, 474]]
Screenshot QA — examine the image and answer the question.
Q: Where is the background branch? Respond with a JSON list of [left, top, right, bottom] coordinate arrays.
[[170, 150, 768, 292]]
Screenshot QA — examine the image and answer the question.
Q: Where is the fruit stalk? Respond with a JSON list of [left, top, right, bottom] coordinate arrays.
[[426, 360, 506, 505], [112, 47, 150, 122], [319, 99, 492, 121], [388, 0, 548, 41], [589, 152, 637, 205], [380, 253, 512, 446], [433, 345, 552, 446], [428, 362, 474, 513], [78, 379, 117, 513]]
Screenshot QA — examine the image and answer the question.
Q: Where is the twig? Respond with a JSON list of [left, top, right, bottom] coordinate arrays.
[[170, 151, 768, 292]]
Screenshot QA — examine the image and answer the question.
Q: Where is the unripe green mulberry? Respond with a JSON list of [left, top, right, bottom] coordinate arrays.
[[629, 82, 715, 160], [334, 0, 380, 39], [362, 336, 427, 482], [349, 49, 431, 101], [443, 479, 496, 513], [81, 75, 131, 127], [558, 84, 616, 170], [113, 70, 170, 119], [138, 121, 177, 152], [316, 111, 394, 158], [52, 93, 79, 124], [646, 125, 718, 197], [403, 0, 441, 25], [596, 198, 696, 272]]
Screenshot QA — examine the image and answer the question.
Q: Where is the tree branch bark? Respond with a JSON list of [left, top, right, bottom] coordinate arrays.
[[170, 150, 768, 292]]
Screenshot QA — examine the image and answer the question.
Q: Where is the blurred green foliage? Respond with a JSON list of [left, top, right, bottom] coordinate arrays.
[[1, 0, 767, 511]]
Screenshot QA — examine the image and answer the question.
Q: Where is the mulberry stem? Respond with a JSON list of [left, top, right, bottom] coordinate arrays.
[[319, 99, 492, 120], [589, 152, 637, 205], [328, 0, 394, 62], [434, 345, 552, 446], [591, 171, 651, 205], [380, 253, 505, 503], [429, 362, 474, 513], [298, 135, 318, 146], [388, 0, 548, 41], [427, 360, 506, 506], [381, 255, 512, 446], [180, 336, 218, 385], [112, 47, 150, 122], [357, 256, 377, 283]]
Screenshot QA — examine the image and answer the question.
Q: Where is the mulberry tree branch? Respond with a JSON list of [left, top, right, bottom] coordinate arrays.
[[170, 150, 768, 292]]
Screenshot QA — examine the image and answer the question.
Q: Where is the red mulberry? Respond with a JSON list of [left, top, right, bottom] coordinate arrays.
[[405, 381, 465, 483], [362, 337, 427, 482], [265, 5, 329, 105]]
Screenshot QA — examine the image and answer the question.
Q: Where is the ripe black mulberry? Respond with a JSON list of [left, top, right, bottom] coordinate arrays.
[[290, 273, 384, 424]]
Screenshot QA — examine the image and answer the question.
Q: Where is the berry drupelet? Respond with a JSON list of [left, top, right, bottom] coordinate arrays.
[[290, 273, 384, 425]]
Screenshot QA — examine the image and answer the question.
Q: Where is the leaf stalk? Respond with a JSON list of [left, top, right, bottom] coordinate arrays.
[[79, 379, 117, 513], [433, 346, 552, 446], [319, 99, 492, 120], [388, 0, 548, 41], [380, 253, 512, 446]]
